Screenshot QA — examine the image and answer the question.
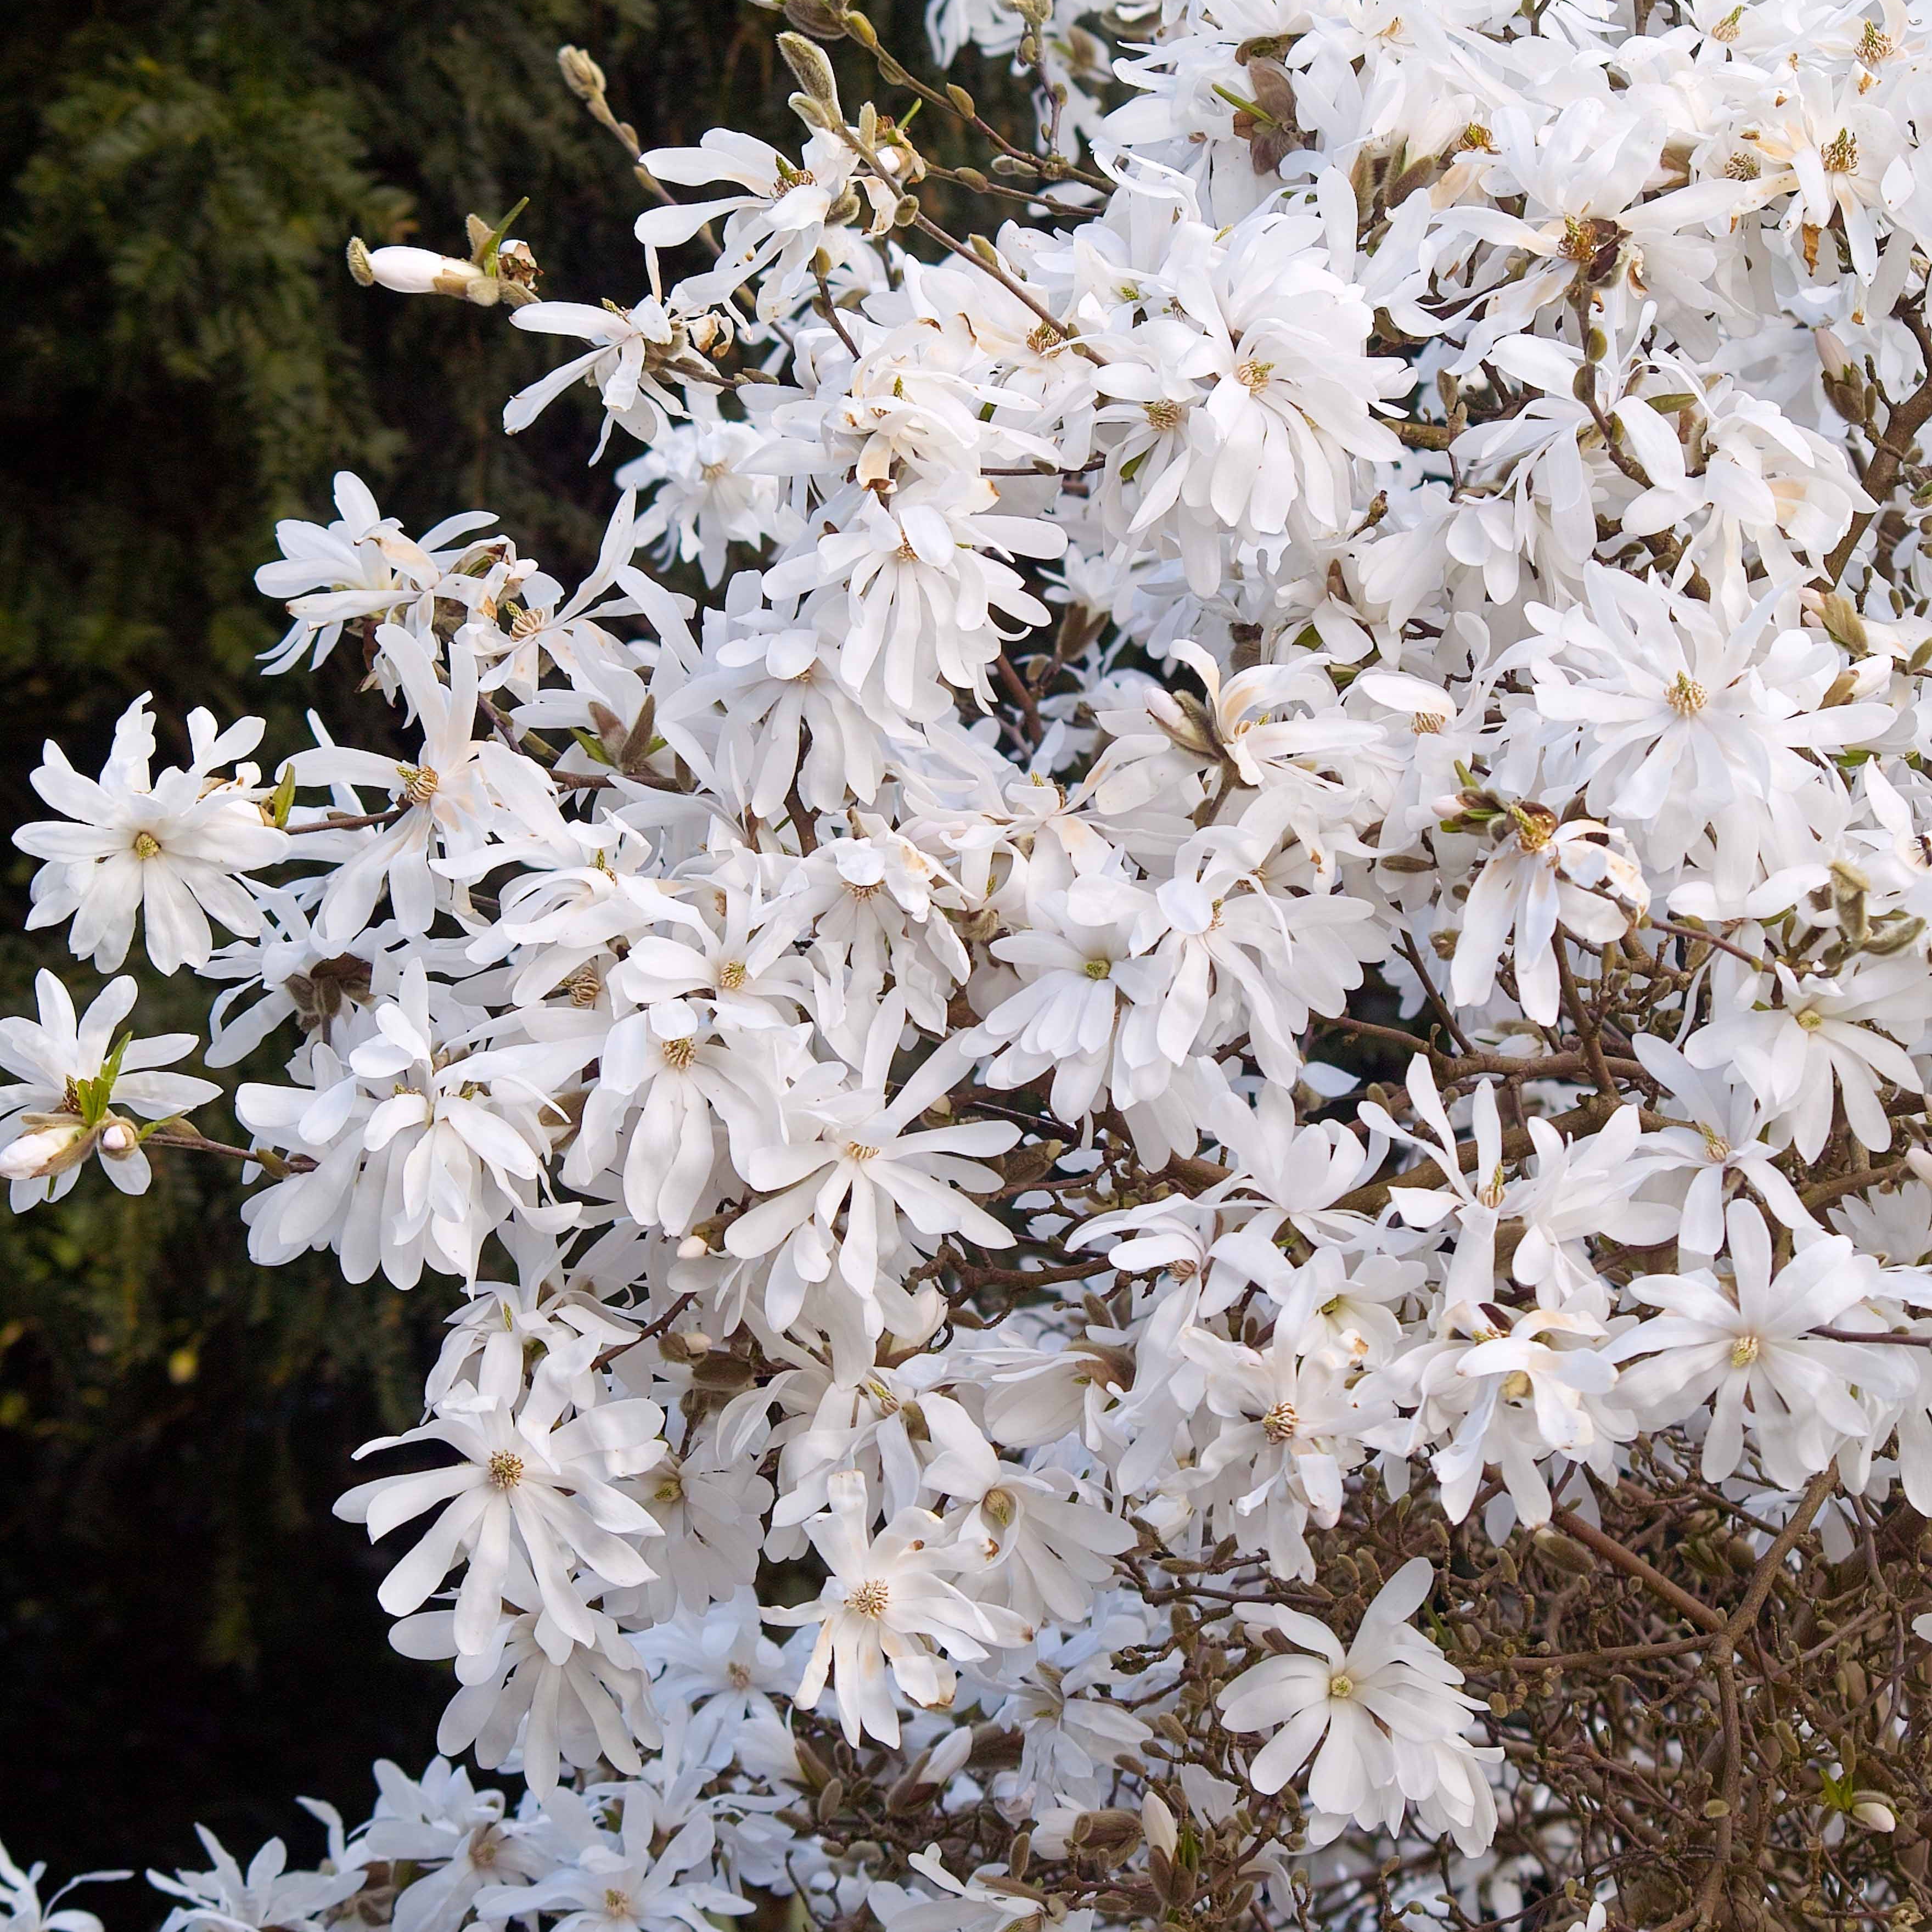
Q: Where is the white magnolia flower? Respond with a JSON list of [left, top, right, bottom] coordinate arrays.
[[766, 1470, 1031, 1746], [335, 1382, 668, 1658], [19, 695, 285, 974], [1612, 1202, 1908, 1485], [474, 1812, 748, 1932], [0, 1843, 126, 1932], [1217, 1559, 1495, 1851], [1448, 806, 1646, 1025], [148, 1831, 363, 1932], [0, 973, 218, 1209]]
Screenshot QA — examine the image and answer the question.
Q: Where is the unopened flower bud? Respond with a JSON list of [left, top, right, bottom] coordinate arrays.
[[362, 246, 492, 301], [1145, 687, 1218, 756], [1852, 1796, 1897, 1832], [777, 32, 843, 119], [98, 1120, 138, 1158], [1070, 1808, 1143, 1855], [783, 0, 849, 36], [1816, 325, 1851, 379], [0, 1121, 93, 1182], [557, 44, 606, 101]]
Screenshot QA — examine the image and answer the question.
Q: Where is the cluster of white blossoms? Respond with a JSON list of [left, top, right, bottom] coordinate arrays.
[[23, 0, 1932, 1927]]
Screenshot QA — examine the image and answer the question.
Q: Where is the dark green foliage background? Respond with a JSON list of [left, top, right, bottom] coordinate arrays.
[[0, 0, 978, 1896]]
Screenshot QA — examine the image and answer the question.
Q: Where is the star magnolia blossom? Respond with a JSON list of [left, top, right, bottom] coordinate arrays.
[[21, 2, 1932, 1926]]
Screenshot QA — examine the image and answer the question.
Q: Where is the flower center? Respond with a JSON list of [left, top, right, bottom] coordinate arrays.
[[1511, 804, 1558, 853], [486, 1450, 525, 1490], [700, 458, 731, 482], [1724, 151, 1762, 179], [1796, 1007, 1826, 1032], [845, 1142, 879, 1162], [1710, 4, 1743, 41], [847, 1579, 890, 1619], [718, 960, 748, 991], [661, 1035, 697, 1069], [1731, 1334, 1761, 1368], [1503, 1369, 1534, 1401], [983, 1487, 1018, 1526], [1412, 712, 1447, 735], [728, 1661, 754, 1689], [566, 965, 603, 1008], [1666, 672, 1708, 716], [1328, 1671, 1355, 1699], [604, 1890, 633, 1918], [1027, 319, 1064, 353], [1822, 127, 1859, 173], [1701, 1127, 1732, 1162], [131, 830, 163, 860], [1859, 21, 1894, 63], [1083, 957, 1113, 980], [1233, 358, 1274, 394], [1145, 399, 1183, 431], [1262, 1400, 1300, 1443], [398, 763, 441, 806]]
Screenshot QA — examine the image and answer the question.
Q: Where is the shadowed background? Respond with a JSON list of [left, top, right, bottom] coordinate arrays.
[[0, 0, 987, 1897]]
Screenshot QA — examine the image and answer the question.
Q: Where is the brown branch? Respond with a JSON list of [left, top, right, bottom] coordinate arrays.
[[995, 652, 1045, 745], [146, 1130, 318, 1176], [1545, 1503, 1727, 1633], [1821, 306, 1932, 587]]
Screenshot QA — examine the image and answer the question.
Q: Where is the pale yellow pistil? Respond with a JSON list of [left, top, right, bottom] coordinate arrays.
[[398, 763, 441, 806], [1666, 671, 1708, 716], [847, 1579, 890, 1619], [1511, 803, 1557, 853]]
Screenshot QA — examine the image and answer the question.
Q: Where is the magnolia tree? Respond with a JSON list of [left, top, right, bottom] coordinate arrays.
[[19, 1, 1932, 1928]]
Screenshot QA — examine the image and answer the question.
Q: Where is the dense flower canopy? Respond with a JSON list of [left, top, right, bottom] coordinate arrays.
[[16, 1, 1932, 1928]]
